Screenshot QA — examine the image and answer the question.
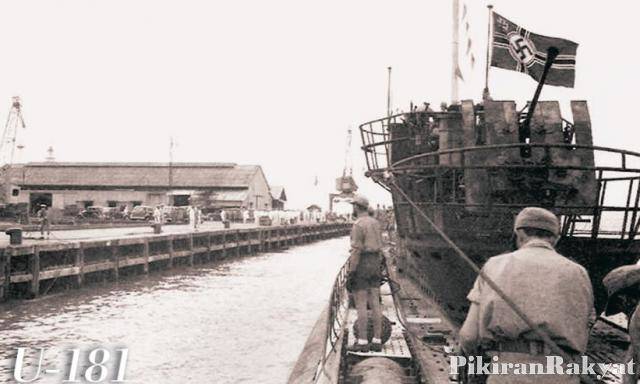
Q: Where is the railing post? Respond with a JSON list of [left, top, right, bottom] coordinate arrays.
[[30, 246, 40, 297], [76, 243, 85, 286]]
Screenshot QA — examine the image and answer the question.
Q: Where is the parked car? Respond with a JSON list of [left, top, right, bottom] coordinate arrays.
[[130, 205, 155, 221], [77, 206, 107, 220], [162, 206, 188, 223], [103, 207, 124, 220]]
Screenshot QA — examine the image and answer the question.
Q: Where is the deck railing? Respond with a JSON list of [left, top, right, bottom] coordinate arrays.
[[360, 113, 640, 241]]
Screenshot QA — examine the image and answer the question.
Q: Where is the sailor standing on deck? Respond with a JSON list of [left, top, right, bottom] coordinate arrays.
[[602, 264, 640, 384], [347, 195, 384, 353], [458, 207, 594, 384]]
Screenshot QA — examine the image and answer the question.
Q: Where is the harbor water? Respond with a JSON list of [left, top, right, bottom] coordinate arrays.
[[0, 237, 349, 383]]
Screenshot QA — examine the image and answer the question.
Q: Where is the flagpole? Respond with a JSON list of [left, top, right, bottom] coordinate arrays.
[[451, 0, 460, 105], [386, 66, 392, 117], [483, 4, 493, 100]]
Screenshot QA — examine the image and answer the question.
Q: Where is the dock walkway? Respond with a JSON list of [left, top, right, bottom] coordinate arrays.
[[0, 222, 351, 301]]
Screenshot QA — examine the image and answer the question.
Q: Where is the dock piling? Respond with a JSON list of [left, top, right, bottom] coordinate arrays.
[[111, 241, 119, 281], [30, 247, 40, 297], [76, 244, 85, 286], [143, 239, 150, 273], [168, 236, 174, 268], [0, 223, 350, 301]]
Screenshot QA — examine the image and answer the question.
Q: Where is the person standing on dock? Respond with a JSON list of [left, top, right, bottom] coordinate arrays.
[[188, 204, 198, 231], [458, 207, 594, 384], [37, 204, 51, 240], [602, 264, 640, 384], [347, 195, 384, 353], [153, 205, 163, 224]]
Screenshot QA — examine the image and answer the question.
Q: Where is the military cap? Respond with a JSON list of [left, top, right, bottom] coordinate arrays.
[[603, 264, 640, 315], [514, 207, 560, 236], [349, 195, 369, 209]]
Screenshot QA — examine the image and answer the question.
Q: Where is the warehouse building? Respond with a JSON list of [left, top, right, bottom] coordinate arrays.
[[270, 186, 287, 210], [4, 162, 273, 213]]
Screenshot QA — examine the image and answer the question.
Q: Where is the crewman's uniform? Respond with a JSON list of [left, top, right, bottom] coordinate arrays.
[[37, 205, 50, 239], [459, 207, 594, 384], [349, 195, 385, 352], [350, 214, 384, 290], [603, 264, 640, 384]]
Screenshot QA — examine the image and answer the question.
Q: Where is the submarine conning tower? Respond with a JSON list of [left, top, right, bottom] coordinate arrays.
[[361, 99, 640, 320], [360, 99, 640, 242]]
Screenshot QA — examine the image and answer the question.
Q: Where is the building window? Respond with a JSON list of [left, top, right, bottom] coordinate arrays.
[[83, 201, 94, 208], [132, 201, 142, 207], [11, 189, 19, 196], [107, 201, 118, 208], [173, 195, 190, 207]]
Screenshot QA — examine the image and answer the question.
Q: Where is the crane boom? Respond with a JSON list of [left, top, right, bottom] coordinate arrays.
[[0, 97, 26, 166]]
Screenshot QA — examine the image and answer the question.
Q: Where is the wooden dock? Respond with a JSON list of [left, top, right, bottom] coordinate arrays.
[[0, 223, 351, 300]]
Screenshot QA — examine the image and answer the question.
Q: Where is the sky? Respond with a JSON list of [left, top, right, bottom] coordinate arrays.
[[0, 0, 638, 210]]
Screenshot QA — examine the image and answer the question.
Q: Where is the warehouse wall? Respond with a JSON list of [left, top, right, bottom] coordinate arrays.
[[245, 169, 272, 210]]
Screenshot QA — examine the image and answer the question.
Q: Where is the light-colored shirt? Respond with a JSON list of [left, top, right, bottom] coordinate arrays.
[[623, 306, 640, 384], [463, 239, 594, 353], [38, 208, 49, 220], [350, 215, 383, 253]]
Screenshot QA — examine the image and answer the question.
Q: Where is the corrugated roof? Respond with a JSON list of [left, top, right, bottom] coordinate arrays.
[[8, 162, 261, 188]]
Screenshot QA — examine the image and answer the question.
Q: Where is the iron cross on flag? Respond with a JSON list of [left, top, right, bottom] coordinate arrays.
[[491, 12, 578, 88]]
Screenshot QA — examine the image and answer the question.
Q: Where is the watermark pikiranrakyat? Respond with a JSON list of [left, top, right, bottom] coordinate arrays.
[[450, 355, 634, 379]]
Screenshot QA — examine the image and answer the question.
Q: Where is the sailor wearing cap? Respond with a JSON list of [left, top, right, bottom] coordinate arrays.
[[603, 264, 640, 384], [347, 194, 384, 353], [458, 207, 594, 383], [37, 204, 50, 240]]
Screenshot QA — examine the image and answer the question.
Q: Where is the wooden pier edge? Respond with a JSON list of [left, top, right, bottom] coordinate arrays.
[[0, 223, 351, 301]]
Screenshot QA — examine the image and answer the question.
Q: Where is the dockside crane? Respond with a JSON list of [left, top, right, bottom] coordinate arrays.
[[329, 128, 358, 214], [0, 96, 26, 167], [0, 97, 26, 205]]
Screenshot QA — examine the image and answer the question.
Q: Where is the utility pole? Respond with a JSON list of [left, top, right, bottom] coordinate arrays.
[[168, 136, 174, 188]]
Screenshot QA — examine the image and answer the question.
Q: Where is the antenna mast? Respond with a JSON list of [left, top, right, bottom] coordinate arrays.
[[387, 66, 392, 117], [451, 0, 460, 104]]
